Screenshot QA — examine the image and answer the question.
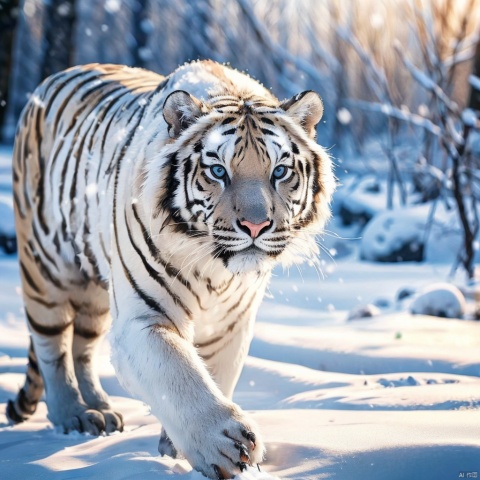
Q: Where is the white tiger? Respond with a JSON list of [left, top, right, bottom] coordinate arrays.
[[9, 60, 335, 479]]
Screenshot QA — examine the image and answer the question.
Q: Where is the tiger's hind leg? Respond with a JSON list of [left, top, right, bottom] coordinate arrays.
[[12, 288, 123, 434], [71, 288, 123, 433], [25, 297, 119, 435], [12, 258, 112, 435], [18, 297, 110, 434], [7, 338, 44, 423]]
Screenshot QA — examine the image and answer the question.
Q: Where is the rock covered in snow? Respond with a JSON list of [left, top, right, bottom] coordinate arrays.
[[397, 287, 416, 302], [347, 303, 381, 321], [409, 283, 466, 319], [0, 196, 16, 254], [396, 287, 416, 303]]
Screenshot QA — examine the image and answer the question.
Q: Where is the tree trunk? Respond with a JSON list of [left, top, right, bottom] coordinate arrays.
[[131, 0, 150, 68], [41, 0, 77, 80], [451, 125, 477, 279], [468, 33, 480, 111], [0, 0, 20, 141]]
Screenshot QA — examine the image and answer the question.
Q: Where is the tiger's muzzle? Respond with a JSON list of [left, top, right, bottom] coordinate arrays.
[[211, 178, 289, 272]]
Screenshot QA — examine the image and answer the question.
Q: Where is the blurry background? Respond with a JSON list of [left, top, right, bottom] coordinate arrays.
[[1, 0, 480, 291], [1, 0, 480, 144]]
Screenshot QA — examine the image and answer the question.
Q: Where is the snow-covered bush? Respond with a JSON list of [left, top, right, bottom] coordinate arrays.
[[359, 203, 466, 264], [0, 196, 15, 254], [335, 176, 386, 227], [360, 209, 424, 263], [409, 283, 466, 319]]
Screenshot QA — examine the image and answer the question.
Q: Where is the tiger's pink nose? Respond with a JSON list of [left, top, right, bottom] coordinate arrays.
[[240, 219, 272, 239]]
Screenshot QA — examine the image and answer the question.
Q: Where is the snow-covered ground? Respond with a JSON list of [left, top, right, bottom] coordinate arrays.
[[0, 145, 479, 479]]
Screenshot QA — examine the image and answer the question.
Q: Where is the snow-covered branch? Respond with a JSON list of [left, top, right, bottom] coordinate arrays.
[[345, 99, 442, 136], [235, 0, 326, 89], [304, 20, 341, 74], [470, 74, 480, 93], [337, 26, 390, 104], [442, 33, 480, 70], [394, 41, 459, 116]]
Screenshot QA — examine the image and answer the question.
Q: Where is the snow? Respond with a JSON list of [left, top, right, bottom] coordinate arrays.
[[1, 146, 480, 479], [1, 256, 480, 478]]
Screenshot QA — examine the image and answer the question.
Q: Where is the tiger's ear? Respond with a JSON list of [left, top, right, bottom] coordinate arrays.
[[163, 90, 206, 138], [280, 91, 324, 139]]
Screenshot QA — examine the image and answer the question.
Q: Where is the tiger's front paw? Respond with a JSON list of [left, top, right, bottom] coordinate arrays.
[[179, 404, 265, 479]]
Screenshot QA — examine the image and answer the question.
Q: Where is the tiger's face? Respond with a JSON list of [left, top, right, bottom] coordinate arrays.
[[147, 90, 335, 274]]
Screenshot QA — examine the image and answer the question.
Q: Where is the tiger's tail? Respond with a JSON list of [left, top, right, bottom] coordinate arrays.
[[7, 338, 44, 423]]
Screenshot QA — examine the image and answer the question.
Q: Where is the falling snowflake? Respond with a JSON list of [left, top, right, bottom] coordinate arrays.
[[85, 183, 98, 197], [370, 13, 384, 29], [418, 104, 429, 117], [30, 95, 45, 108], [105, 0, 121, 13], [337, 108, 352, 125], [57, 2, 71, 17]]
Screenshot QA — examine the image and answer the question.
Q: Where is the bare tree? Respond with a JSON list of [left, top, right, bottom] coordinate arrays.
[[340, 26, 407, 210], [468, 32, 480, 111], [0, 0, 19, 141], [408, 0, 475, 170], [130, 0, 151, 68], [331, 0, 480, 277], [41, 0, 77, 79], [394, 1, 480, 278]]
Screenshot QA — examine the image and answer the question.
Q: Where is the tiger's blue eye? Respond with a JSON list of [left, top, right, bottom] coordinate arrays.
[[273, 165, 287, 179], [210, 164, 227, 179]]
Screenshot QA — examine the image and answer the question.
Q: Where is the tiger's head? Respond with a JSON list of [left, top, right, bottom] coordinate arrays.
[[143, 89, 335, 275]]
